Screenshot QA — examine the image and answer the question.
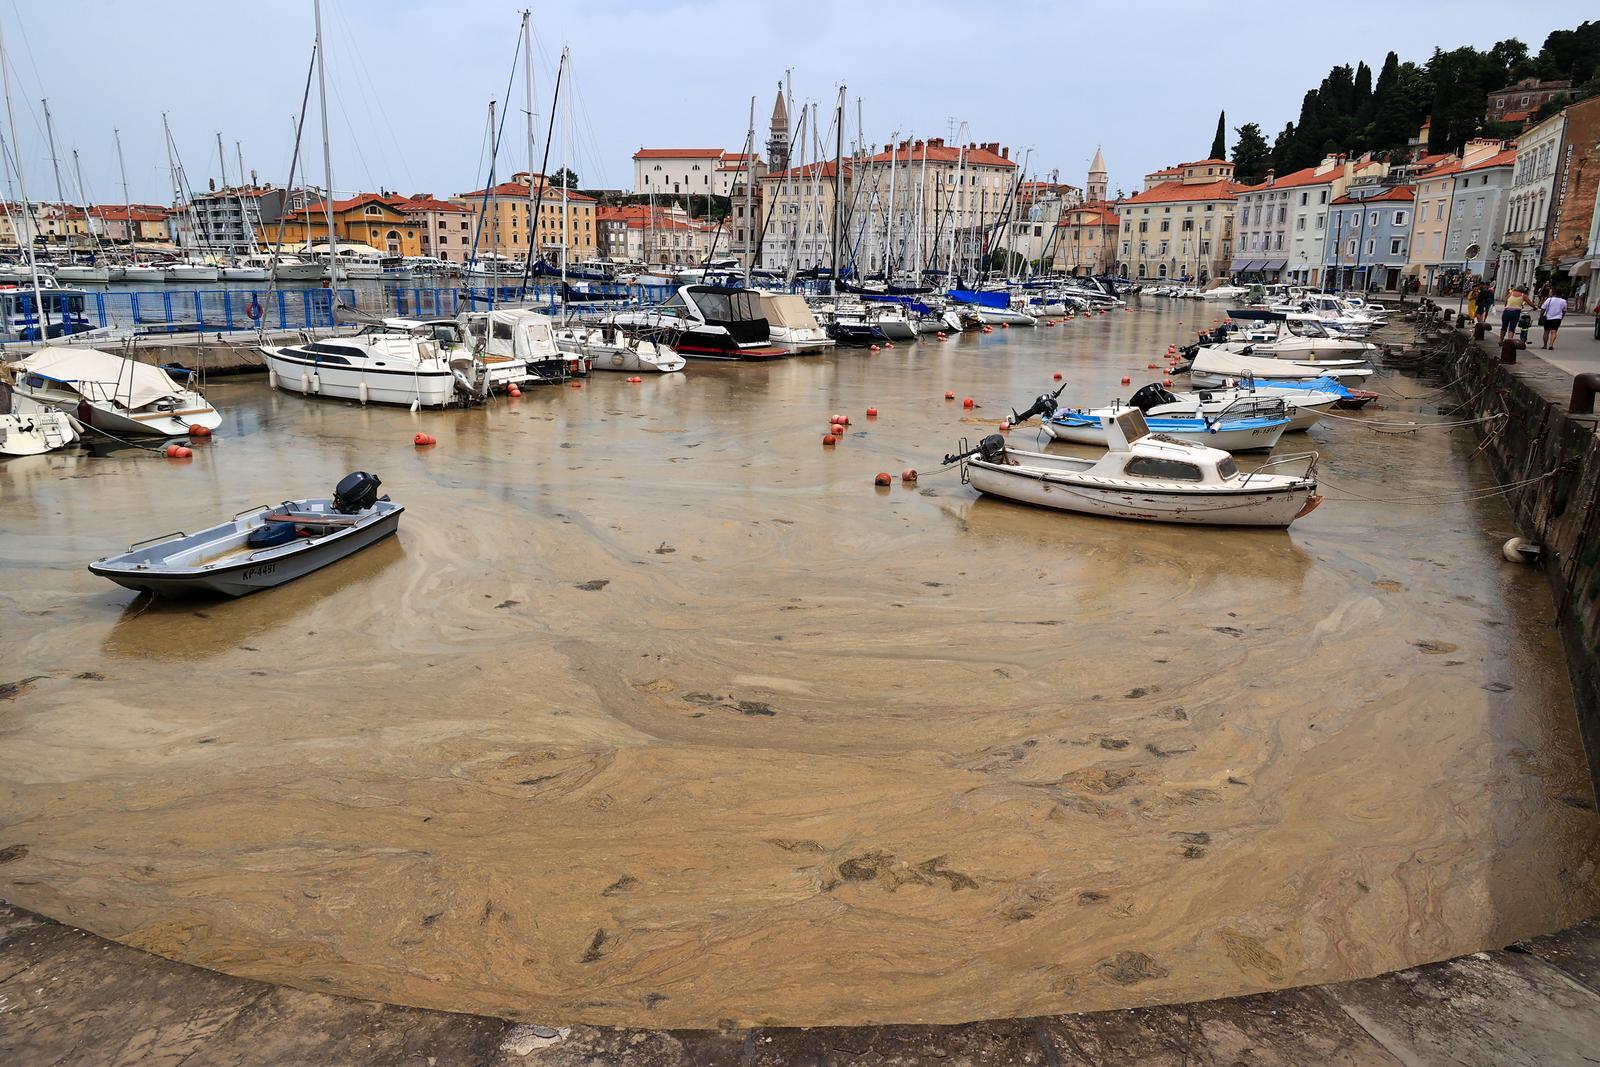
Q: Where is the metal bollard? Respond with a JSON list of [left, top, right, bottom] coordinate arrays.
[[1500, 337, 1520, 364], [1474, 321, 1487, 340], [1572, 373, 1600, 415]]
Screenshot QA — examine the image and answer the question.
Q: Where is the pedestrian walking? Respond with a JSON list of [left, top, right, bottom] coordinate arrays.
[[1475, 281, 1494, 325], [1540, 290, 1568, 350], [1502, 285, 1532, 339]]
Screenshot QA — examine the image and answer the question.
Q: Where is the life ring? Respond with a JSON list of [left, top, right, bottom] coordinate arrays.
[[246, 300, 263, 321]]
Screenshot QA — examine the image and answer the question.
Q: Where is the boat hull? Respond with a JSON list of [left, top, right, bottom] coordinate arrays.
[[220, 267, 269, 281], [272, 263, 326, 281], [54, 267, 110, 284], [90, 500, 403, 598], [163, 266, 219, 282], [1044, 416, 1286, 453], [0, 407, 78, 456], [261, 348, 458, 407], [967, 460, 1315, 527]]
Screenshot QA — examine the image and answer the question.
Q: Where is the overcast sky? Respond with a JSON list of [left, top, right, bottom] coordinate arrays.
[[1, 1, 1593, 205]]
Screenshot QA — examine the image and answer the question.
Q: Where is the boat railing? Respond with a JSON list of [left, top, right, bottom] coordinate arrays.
[[126, 529, 188, 551], [1210, 396, 1290, 425], [1240, 451, 1320, 486]]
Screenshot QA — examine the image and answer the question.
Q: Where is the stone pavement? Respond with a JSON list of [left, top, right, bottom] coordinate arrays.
[[5, 902, 1600, 1065]]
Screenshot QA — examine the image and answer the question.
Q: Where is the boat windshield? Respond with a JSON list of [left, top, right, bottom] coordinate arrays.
[[1217, 456, 1239, 479], [694, 290, 759, 322]]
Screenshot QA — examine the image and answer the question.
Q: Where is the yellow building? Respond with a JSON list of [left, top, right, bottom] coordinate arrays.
[[449, 172, 598, 261], [271, 193, 425, 256]]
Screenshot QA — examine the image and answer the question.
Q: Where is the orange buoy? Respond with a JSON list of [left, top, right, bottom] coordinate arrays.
[[1046, 320, 1056, 327], [936, 332, 947, 340], [627, 376, 642, 383], [1147, 363, 1159, 369], [1052, 372, 1063, 380], [873, 471, 892, 486], [164, 444, 190, 459], [885, 341, 895, 348], [1166, 345, 1177, 355], [830, 424, 846, 437], [1001, 323, 1009, 329], [962, 397, 975, 409], [823, 434, 838, 447], [1121, 376, 1132, 385], [1163, 378, 1173, 387], [944, 390, 956, 400], [901, 468, 918, 483], [188, 423, 211, 438], [414, 432, 436, 447], [982, 325, 993, 334], [833, 414, 850, 426], [569, 381, 582, 389], [999, 420, 1011, 432], [870, 344, 880, 352], [507, 384, 522, 397], [866, 407, 879, 417]]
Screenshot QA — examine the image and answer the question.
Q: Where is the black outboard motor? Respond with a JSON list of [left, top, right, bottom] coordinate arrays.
[[1010, 382, 1068, 425], [333, 471, 382, 514], [1128, 383, 1181, 413], [977, 433, 1007, 463]]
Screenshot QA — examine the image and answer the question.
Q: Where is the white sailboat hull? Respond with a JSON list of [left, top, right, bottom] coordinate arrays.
[[0, 407, 79, 455], [163, 265, 219, 282], [221, 267, 270, 281], [54, 266, 110, 283], [272, 262, 326, 281]]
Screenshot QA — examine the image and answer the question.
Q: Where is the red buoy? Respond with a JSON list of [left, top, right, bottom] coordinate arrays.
[[999, 420, 1011, 432], [1163, 378, 1173, 387], [944, 390, 956, 400], [962, 397, 974, 409], [1052, 372, 1063, 381], [414, 432, 437, 447], [885, 342, 895, 348], [164, 444, 191, 459], [936, 332, 947, 340], [507, 384, 522, 397], [865, 407, 878, 418], [570, 381, 582, 389], [188, 423, 211, 438], [832, 414, 850, 426], [627, 376, 642, 383], [870, 344, 880, 352], [901, 468, 918, 483], [873, 472, 892, 486], [1121, 376, 1131, 385], [1147, 363, 1159, 369], [823, 434, 838, 447]]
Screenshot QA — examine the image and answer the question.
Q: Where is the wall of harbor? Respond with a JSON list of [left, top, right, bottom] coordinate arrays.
[[1449, 323, 1600, 797]]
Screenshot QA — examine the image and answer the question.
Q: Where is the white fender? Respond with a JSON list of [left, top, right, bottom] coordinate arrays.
[[300, 370, 310, 394], [359, 380, 369, 405]]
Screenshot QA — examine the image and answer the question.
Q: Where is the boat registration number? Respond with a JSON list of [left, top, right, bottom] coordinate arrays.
[[242, 563, 277, 581]]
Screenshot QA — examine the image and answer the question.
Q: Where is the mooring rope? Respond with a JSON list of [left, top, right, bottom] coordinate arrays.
[[1315, 409, 1507, 434], [1317, 469, 1555, 506]]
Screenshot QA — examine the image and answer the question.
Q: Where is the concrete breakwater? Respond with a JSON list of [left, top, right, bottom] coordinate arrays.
[[1449, 323, 1600, 800]]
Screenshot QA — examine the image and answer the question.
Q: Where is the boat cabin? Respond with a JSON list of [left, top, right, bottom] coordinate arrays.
[[0, 283, 93, 341], [666, 285, 769, 345]]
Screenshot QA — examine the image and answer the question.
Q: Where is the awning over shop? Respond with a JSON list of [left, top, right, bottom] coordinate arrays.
[[1233, 260, 1261, 272], [1260, 259, 1287, 270]]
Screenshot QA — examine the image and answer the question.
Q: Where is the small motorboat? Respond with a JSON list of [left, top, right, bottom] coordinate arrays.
[[89, 472, 403, 598], [555, 323, 686, 373], [1123, 382, 1338, 433], [7, 347, 221, 437], [0, 380, 79, 456], [1188, 345, 1373, 389], [946, 411, 1321, 528], [1250, 374, 1379, 411], [1043, 402, 1289, 453]]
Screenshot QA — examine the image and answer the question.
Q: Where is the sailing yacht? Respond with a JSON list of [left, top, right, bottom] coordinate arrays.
[[8, 347, 221, 437]]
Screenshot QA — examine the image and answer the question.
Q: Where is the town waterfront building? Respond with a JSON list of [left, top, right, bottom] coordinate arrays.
[[1325, 183, 1415, 292], [450, 172, 598, 262], [1053, 200, 1120, 276], [1542, 96, 1600, 290], [633, 148, 767, 198], [596, 204, 714, 265], [1499, 111, 1567, 292], [85, 204, 173, 247], [1487, 77, 1574, 125], [1406, 141, 1515, 290], [393, 195, 474, 264], [1117, 159, 1243, 283], [274, 192, 424, 257]]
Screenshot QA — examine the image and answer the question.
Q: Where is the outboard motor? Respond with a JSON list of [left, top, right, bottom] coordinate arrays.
[[1128, 383, 1180, 413], [1010, 382, 1067, 425], [977, 433, 1007, 464], [333, 471, 382, 514]]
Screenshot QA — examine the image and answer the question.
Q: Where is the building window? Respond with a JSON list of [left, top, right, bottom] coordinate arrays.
[[1392, 210, 1407, 226], [1389, 238, 1403, 255]]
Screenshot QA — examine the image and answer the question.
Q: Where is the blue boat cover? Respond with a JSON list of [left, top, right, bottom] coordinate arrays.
[[947, 289, 1010, 309]]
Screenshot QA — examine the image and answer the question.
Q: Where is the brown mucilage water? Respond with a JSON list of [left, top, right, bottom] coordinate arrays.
[[2, 304, 1597, 1028]]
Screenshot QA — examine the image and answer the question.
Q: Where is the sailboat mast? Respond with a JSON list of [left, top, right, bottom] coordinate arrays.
[[885, 134, 897, 279], [743, 95, 755, 287], [236, 140, 258, 254], [0, 22, 48, 332], [830, 85, 843, 290], [114, 129, 135, 256], [41, 98, 72, 253], [312, 0, 338, 275], [522, 9, 534, 277], [559, 46, 568, 288], [69, 149, 103, 260]]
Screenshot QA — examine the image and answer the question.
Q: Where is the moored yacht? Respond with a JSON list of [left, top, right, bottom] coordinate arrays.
[[7, 347, 220, 437], [260, 330, 487, 408], [609, 285, 785, 360]]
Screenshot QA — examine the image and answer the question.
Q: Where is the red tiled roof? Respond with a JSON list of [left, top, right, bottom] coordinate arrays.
[[395, 194, 472, 214], [453, 179, 595, 203], [1331, 186, 1414, 205], [1250, 165, 1342, 190], [286, 192, 407, 218], [865, 139, 1016, 168], [633, 147, 725, 159], [1463, 148, 1517, 172], [1176, 158, 1230, 168], [1121, 179, 1248, 205], [89, 204, 170, 222], [762, 161, 848, 180], [1500, 110, 1533, 123], [1056, 200, 1118, 227]]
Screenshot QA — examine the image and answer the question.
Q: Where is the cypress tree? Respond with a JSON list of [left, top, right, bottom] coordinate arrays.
[[1209, 111, 1227, 160]]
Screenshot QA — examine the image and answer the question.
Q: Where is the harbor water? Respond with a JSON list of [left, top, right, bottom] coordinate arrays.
[[1, 302, 1597, 1028]]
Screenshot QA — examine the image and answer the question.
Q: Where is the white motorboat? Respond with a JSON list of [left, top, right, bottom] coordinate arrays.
[[0, 383, 79, 456], [0, 262, 45, 283], [162, 260, 219, 283], [461, 308, 578, 385], [1043, 404, 1289, 453], [975, 305, 1038, 327], [1188, 346, 1374, 389], [89, 471, 401, 599], [54, 263, 110, 284], [950, 410, 1321, 528], [609, 285, 785, 360], [0, 279, 98, 341], [1223, 318, 1378, 359], [1201, 284, 1248, 301], [7, 347, 221, 437], [1122, 382, 1338, 433], [758, 292, 834, 354], [555, 323, 685, 373], [220, 256, 271, 281], [261, 330, 486, 407]]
